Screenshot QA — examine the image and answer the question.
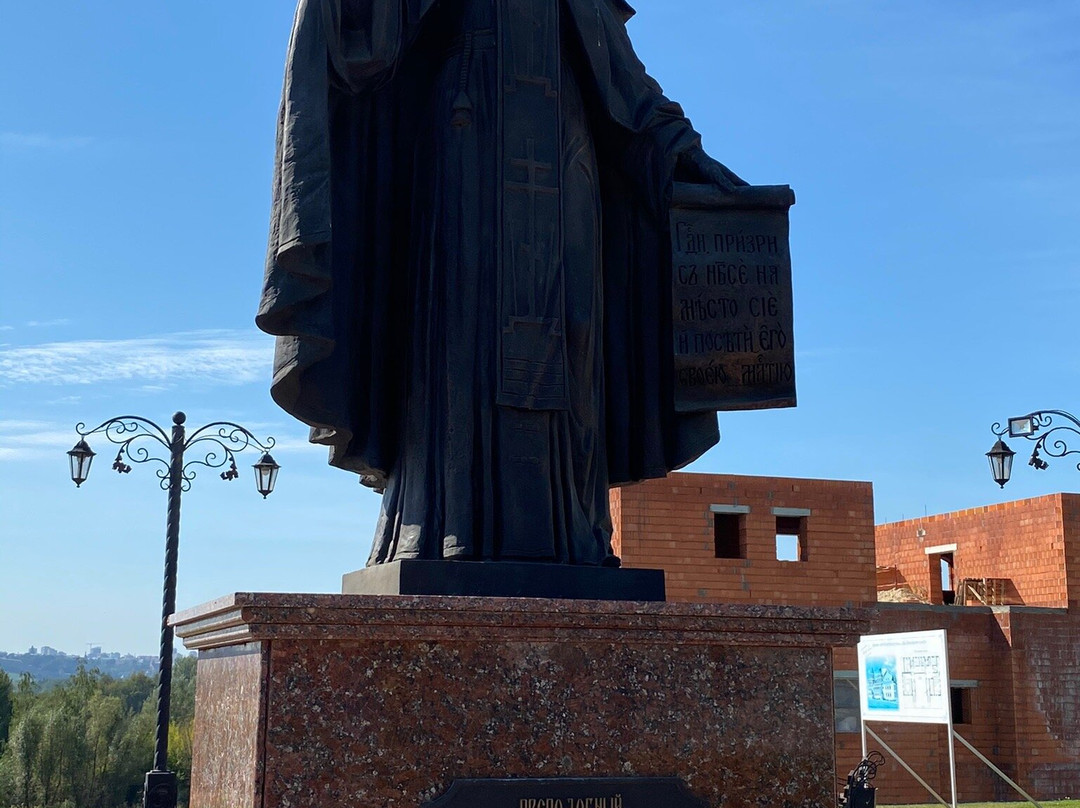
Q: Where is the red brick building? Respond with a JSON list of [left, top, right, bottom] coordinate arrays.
[[611, 473, 876, 607], [613, 474, 1080, 804]]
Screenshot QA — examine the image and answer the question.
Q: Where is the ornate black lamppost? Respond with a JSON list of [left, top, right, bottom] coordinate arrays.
[[68, 412, 278, 808], [988, 410, 1080, 488]]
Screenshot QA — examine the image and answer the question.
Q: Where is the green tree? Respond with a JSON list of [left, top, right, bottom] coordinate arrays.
[[76, 693, 126, 808], [5, 704, 44, 808], [101, 673, 154, 716], [0, 673, 37, 808], [169, 657, 197, 726], [12, 674, 36, 717], [0, 670, 14, 750], [37, 700, 82, 807], [0, 749, 16, 808], [0, 662, 194, 808], [164, 656, 197, 807], [113, 696, 154, 807]]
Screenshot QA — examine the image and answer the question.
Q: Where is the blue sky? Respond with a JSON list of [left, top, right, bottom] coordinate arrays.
[[2, 0, 1079, 655]]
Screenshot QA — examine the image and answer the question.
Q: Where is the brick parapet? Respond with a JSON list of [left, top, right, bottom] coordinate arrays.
[[875, 494, 1075, 609], [1062, 494, 1080, 611]]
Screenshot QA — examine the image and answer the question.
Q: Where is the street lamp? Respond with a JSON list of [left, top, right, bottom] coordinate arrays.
[[253, 452, 280, 498], [986, 439, 1015, 488], [988, 409, 1080, 487], [68, 412, 278, 808], [67, 440, 96, 487]]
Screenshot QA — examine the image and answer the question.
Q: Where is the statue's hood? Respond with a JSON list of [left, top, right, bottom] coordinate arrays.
[[612, 0, 635, 22]]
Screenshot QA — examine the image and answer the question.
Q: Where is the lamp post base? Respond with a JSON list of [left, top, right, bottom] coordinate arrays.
[[144, 770, 177, 808]]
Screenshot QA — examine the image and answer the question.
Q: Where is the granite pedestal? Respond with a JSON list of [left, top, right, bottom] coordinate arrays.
[[173, 594, 867, 808]]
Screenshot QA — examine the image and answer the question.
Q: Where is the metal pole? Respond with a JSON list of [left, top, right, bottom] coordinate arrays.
[[144, 412, 185, 808], [946, 709, 958, 808], [72, 412, 276, 808], [952, 729, 1043, 808], [941, 630, 958, 808]]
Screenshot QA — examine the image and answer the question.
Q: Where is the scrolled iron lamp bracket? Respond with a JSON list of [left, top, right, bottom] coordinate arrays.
[[68, 412, 279, 808], [987, 409, 1080, 488]]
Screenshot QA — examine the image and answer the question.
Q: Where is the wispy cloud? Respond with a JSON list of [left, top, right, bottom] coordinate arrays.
[[0, 326, 14, 332], [26, 319, 72, 328], [0, 422, 81, 461], [0, 420, 57, 432], [0, 430, 77, 448], [0, 132, 94, 151], [0, 330, 273, 388], [253, 435, 329, 454]]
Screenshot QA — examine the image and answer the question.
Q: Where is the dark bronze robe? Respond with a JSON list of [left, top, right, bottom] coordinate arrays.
[[257, 0, 720, 564]]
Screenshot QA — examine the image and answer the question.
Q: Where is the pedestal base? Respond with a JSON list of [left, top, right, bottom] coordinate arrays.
[[342, 559, 665, 601], [142, 770, 177, 808], [174, 594, 868, 808]]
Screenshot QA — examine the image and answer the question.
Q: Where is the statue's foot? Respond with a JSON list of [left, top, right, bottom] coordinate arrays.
[[601, 555, 622, 569]]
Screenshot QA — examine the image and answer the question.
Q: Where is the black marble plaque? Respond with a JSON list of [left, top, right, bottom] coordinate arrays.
[[670, 183, 797, 413], [424, 778, 707, 808]]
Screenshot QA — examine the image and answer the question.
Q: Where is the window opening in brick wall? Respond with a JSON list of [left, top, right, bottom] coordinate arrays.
[[834, 675, 860, 733], [927, 550, 956, 605], [775, 515, 806, 561], [950, 686, 972, 724], [714, 513, 747, 559]]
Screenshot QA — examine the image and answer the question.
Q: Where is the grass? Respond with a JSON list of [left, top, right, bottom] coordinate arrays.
[[881, 802, 1080, 808]]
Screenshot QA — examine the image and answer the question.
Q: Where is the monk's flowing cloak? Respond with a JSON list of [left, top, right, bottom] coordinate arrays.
[[257, 0, 720, 563]]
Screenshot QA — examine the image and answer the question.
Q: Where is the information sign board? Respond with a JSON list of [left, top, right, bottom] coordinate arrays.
[[857, 629, 951, 725]]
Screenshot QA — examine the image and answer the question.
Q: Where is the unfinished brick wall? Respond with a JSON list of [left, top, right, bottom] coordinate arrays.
[[834, 605, 1080, 804], [611, 473, 876, 607], [875, 495, 1077, 609], [1005, 608, 1080, 798], [1062, 495, 1080, 612], [613, 475, 1080, 802], [834, 605, 1018, 805]]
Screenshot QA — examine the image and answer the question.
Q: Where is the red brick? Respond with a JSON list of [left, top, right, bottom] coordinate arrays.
[[614, 476, 1080, 803]]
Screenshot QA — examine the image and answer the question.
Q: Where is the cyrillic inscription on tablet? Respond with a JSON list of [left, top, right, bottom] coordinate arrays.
[[422, 778, 707, 808], [670, 183, 797, 413]]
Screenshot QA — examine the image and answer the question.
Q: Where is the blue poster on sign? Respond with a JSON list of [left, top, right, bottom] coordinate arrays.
[[864, 655, 899, 711]]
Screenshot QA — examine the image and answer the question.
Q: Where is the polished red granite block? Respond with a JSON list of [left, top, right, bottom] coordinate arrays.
[[174, 594, 867, 808], [187, 643, 267, 806]]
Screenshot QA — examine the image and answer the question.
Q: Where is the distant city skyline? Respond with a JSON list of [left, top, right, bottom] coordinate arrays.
[[0, 643, 168, 683], [2, 643, 157, 657]]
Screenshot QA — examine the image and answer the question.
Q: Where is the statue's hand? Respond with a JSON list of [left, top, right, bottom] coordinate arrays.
[[676, 146, 749, 193]]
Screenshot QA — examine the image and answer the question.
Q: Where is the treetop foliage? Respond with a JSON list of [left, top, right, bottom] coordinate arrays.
[[0, 663, 195, 808]]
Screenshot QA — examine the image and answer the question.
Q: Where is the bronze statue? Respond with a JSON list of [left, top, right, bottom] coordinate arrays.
[[257, 0, 746, 567]]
